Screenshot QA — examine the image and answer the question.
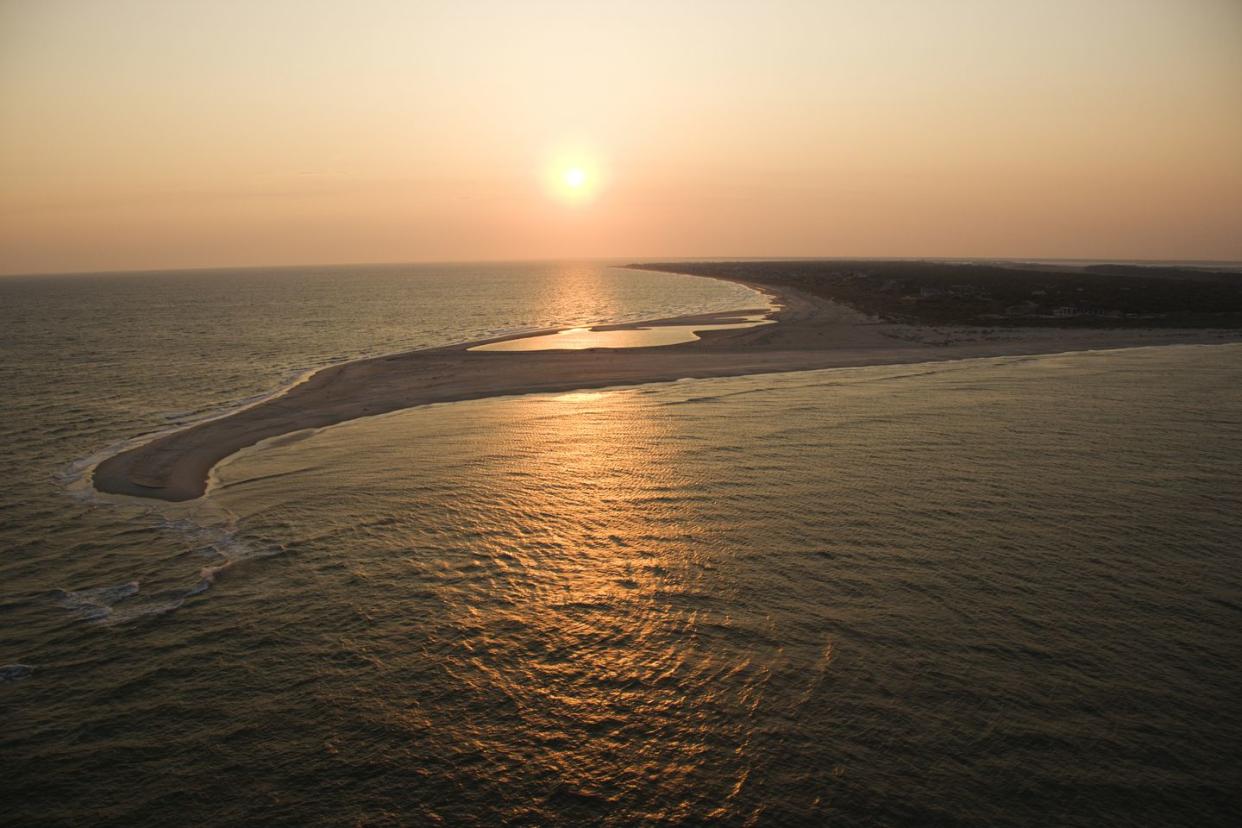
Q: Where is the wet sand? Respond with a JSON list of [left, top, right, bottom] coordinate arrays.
[[93, 273, 1242, 501]]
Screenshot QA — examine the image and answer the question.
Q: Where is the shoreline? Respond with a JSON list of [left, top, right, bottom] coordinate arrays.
[[92, 269, 1242, 502]]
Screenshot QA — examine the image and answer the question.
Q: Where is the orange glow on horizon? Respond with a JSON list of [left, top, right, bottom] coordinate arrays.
[[1, 1, 1240, 274]]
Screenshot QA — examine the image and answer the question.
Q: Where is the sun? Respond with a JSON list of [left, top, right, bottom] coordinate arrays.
[[544, 151, 602, 203], [564, 167, 586, 189]]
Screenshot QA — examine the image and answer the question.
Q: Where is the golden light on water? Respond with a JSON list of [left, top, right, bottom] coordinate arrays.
[[553, 390, 608, 404]]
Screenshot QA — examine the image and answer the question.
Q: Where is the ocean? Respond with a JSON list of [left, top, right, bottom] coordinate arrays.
[[1, 262, 1239, 825]]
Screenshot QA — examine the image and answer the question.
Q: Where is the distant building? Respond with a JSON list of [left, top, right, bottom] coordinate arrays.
[[919, 286, 944, 298], [1052, 306, 1081, 317]]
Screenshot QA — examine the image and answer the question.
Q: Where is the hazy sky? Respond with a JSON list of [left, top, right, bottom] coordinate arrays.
[[2, 0, 1240, 274]]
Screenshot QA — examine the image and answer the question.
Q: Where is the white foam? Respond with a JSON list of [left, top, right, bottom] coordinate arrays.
[[50, 501, 280, 626], [56, 580, 141, 621]]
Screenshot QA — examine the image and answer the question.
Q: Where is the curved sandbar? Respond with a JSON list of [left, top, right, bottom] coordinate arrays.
[[93, 272, 1242, 502]]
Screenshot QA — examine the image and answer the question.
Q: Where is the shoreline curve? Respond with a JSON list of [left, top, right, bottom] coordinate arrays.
[[92, 269, 1242, 502]]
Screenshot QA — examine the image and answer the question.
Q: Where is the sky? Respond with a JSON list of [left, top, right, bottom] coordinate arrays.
[[1, 0, 1240, 275]]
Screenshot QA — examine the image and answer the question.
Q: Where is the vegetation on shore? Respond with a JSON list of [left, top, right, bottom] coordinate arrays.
[[632, 261, 1242, 328]]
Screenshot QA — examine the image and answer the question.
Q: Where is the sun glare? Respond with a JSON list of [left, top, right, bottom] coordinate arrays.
[[545, 151, 602, 204], [564, 167, 586, 189]]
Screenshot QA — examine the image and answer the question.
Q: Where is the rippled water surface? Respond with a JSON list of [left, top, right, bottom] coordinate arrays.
[[1, 264, 1240, 826]]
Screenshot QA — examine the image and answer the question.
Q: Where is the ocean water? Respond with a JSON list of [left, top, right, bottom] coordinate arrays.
[[1, 263, 1240, 825]]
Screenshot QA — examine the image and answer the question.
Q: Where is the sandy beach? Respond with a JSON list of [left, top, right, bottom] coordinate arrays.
[[92, 271, 1242, 502]]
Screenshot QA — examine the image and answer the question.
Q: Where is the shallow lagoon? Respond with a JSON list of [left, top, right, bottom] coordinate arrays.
[[469, 313, 772, 351]]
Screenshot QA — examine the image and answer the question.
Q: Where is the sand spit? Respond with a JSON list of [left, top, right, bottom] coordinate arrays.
[[93, 272, 1242, 502]]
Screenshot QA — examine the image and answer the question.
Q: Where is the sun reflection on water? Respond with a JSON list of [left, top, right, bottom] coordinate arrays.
[[411, 388, 771, 820]]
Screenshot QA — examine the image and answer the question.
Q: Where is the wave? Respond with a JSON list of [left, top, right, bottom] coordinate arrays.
[[47, 502, 281, 627], [55, 580, 140, 622]]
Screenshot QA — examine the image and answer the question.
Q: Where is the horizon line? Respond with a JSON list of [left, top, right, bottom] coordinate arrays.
[[5, 253, 1242, 280]]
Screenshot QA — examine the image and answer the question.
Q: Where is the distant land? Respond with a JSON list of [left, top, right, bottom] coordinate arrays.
[[630, 260, 1242, 328]]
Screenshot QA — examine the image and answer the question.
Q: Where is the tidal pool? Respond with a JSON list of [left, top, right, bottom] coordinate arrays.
[[470, 314, 772, 351]]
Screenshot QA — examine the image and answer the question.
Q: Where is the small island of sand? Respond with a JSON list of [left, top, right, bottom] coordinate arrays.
[[92, 262, 1242, 502]]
